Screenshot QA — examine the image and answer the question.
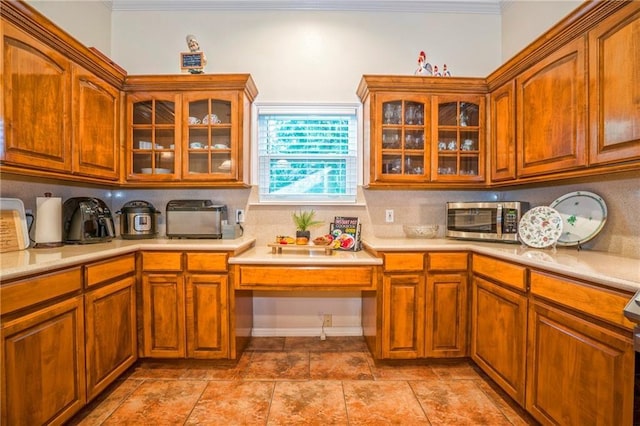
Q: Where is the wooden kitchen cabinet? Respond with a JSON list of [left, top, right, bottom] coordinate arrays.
[[380, 252, 425, 359], [425, 252, 469, 358], [527, 302, 634, 425], [1, 20, 72, 173], [516, 36, 588, 178], [1, 296, 86, 425], [357, 75, 487, 188], [73, 65, 122, 181], [141, 252, 186, 357], [526, 270, 635, 425], [84, 255, 137, 401], [140, 251, 231, 359], [368, 92, 431, 184], [1, 3, 126, 184], [488, 80, 516, 182], [124, 75, 257, 186], [185, 252, 230, 359], [377, 251, 469, 360], [588, 1, 640, 166], [431, 96, 485, 182], [471, 254, 528, 406]]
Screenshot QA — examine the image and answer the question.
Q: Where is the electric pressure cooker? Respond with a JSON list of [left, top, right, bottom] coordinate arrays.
[[117, 200, 160, 239]]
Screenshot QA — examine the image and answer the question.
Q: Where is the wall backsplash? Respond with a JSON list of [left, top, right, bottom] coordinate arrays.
[[1, 171, 638, 259]]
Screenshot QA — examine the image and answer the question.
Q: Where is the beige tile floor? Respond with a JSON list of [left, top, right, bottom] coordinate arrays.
[[69, 337, 537, 425]]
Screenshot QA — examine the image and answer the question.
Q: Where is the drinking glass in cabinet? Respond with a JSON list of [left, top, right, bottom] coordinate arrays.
[[460, 157, 479, 175], [383, 102, 402, 125], [382, 156, 402, 174], [404, 130, 424, 149], [405, 156, 424, 175], [382, 130, 401, 149], [438, 157, 457, 175], [404, 102, 423, 125]]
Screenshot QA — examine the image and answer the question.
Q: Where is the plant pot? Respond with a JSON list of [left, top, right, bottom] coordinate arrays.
[[296, 230, 310, 244]]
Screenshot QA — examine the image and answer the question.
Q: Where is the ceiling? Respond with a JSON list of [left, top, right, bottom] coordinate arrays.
[[108, 0, 503, 14]]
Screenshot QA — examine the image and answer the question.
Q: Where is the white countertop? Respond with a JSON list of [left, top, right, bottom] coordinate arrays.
[[0, 236, 256, 281], [363, 237, 640, 292], [1, 236, 638, 293]]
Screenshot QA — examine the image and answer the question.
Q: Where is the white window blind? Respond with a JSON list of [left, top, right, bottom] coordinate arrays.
[[256, 104, 359, 203]]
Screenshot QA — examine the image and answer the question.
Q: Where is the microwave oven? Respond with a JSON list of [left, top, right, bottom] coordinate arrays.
[[445, 201, 529, 243]]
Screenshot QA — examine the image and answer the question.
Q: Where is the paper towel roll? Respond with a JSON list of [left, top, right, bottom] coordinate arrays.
[[35, 196, 62, 246]]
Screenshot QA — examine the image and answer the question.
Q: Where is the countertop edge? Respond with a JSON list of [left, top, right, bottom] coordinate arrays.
[[363, 238, 640, 292], [2, 237, 638, 293]]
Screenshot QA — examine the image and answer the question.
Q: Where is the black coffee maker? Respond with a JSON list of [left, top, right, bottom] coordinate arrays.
[[62, 197, 115, 244]]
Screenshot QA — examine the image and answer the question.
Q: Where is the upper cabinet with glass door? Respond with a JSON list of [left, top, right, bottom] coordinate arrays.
[[378, 94, 430, 182], [357, 75, 487, 188], [128, 94, 179, 180], [124, 74, 258, 187], [432, 95, 485, 182], [182, 93, 236, 180]]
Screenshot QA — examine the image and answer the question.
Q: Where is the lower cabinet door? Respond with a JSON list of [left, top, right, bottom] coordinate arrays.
[[425, 272, 468, 357], [526, 300, 634, 425], [186, 274, 229, 359], [471, 276, 527, 405], [85, 277, 137, 401], [1, 296, 86, 425], [382, 273, 425, 359], [142, 273, 186, 358]]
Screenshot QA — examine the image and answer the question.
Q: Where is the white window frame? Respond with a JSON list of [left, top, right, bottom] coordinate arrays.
[[250, 102, 363, 205]]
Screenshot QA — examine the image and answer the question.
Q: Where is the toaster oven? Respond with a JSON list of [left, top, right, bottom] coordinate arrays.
[[166, 200, 226, 239]]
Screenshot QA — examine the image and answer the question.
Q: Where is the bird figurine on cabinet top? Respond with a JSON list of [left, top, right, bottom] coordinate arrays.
[[414, 51, 433, 76]]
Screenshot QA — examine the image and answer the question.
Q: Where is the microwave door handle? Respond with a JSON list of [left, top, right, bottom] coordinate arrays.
[[496, 205, 503, 239]]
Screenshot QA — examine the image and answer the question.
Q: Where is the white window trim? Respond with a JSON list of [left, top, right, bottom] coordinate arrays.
[[250, 102, 364, 205]]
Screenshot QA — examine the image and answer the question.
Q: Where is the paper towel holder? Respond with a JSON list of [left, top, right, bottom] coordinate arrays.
[[34, 192, 64, 248]]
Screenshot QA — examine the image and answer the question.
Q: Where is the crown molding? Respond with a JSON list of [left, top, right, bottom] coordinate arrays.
[[110, 0, 501, 14]]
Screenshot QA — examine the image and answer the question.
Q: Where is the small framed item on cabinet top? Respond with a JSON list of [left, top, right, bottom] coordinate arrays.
[[180, 52, 204, 73]]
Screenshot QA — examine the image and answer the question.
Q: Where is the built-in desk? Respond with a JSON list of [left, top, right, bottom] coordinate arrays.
[[227, 246, 383, 357], [229, 245, 382, 291]]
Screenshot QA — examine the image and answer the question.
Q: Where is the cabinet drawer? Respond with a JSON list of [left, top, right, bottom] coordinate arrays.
[[384, 253, 424, 272], [472, 254, 527, 291], [186, 252, 228, 272], [530, 270, 634, 330], [1, 267, 82, 315], [428, 252, 468, 271], [235, 265, 376, 290], [85, 254, 136, 287], [141, 252, 182, 271]]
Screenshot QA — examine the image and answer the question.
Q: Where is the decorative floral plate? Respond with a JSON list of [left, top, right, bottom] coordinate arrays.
[[549, 191, 607, 246], [518, 206, 563, 248]]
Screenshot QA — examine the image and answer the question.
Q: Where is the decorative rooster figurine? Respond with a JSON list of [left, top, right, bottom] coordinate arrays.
[[414, 51, 433, 76]]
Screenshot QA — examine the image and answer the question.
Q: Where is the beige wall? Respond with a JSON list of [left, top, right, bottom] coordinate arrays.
[[500, 0, 583, 62], [26, 0, 112, 55]]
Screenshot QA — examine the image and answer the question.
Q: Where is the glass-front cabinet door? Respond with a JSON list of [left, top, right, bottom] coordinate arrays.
[[182, 92, 237, 180], [375, 94, 430, 182], [128, 94, 179, 179], [432, 96, 485, 182]]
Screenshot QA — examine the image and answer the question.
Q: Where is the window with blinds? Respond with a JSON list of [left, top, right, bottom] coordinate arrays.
[[256, 104, 359, 203]]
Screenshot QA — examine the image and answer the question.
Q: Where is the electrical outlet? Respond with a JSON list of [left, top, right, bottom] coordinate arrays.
[[385, 209, 394, 223], [236, 209, 245, 223], [322, 314, 332, 327]]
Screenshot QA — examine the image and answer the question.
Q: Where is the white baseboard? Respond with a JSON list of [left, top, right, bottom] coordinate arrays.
[[251, 326, 363, 337]]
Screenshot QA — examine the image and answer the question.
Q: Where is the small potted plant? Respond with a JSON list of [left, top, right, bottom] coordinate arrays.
[[292, 210, 322, 244]]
